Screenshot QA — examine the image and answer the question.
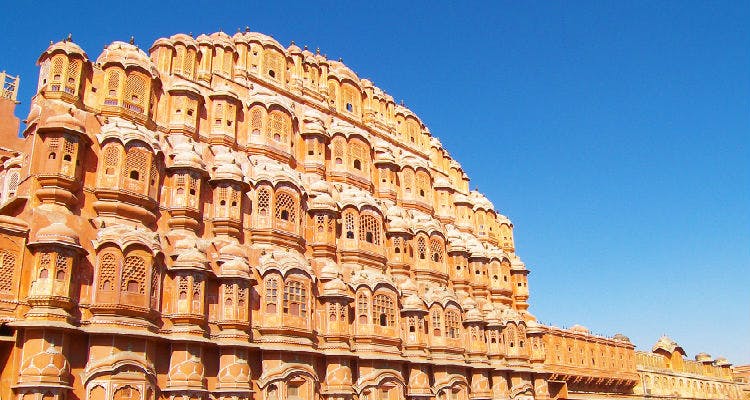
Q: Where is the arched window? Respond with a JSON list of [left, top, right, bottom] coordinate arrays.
[[257, 187, 271, 217], [65, 59, 81, 94], [104, 70, 121, 105], [269, 110, 290, 144], [343, 211, 356, 239], [402, 168, 414, 195], [283, 280, 307, 318], [50, 56, 64, 91], [97, 251, 119, 291], [274, 191, 297, 223], [359, 214, 380, 245], [122, 255, 147, 294], [124, 143, 151, 194], [265, 277, 278, 313], [431, 310, 442, 336], [445, 309, 460, 339], [0, 249, 17, 293], [124, 74, 147, 114], [357, 292, 369, 324], [417, 236, 427, 260], [348, 142, 368, 175], [102, 143, 121, 177], [250, 107, 263, 135], [430, 238, 444, 263], [372, 294, 395, 327]]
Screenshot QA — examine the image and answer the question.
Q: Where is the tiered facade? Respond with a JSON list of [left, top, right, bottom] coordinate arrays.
[[0, 30, 742, 400]]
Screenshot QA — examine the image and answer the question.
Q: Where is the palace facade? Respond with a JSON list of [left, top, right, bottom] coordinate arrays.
[[0, 30, 742, 400]]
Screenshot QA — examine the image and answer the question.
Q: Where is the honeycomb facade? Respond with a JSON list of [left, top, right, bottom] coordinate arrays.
[[0, 31, 742, 400]]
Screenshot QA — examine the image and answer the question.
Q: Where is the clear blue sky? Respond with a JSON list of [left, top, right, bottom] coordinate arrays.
[[2, 1, 748, 363]]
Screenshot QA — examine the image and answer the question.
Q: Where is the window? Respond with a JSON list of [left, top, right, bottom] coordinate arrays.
[[431, 310, 442, 336], [274, 191, 297, 223], [122, 255, 147, 294], [344, 212, 356, 239], [417, 236, 426, 260], [283, 280, 307, 318], [359, 214, 381, 245], [445, 309, 460, 339], [372, 294, 395, 327], [97, 251, 119, 292], [430, 238, 444, 262], [265, 277, 278, 313], [357, 292, 369, 324], [257, 187, 271, 217]]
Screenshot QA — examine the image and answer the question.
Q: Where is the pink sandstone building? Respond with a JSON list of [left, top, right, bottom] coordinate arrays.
[[0, 30, 743, 400]]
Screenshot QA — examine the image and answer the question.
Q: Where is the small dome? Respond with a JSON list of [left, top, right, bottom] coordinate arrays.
[[319, 259, 339, 280], [613, 333, 632, 343], [173, 246, 207, 270], [399, 278, 418, 294], [287, 41, 302, 54], [321, 277, 350, 298], [97, 41, 157, 78], [695, 352, 713, 362], [220, 257, 251, 279], [569, 324, 590, 334], [715, 357, 731, 367], [33, 222, 80, 247], [212, 151, 244, 182], [40, 111, 85, 133], [38, 39, 89, 63], [219, 242, 245, 259], [465, 308, 483, 323], [20, 343, 70, 383], [171, 141, 205, 171], [301, 110, 327, 137], [209, 31, 235, 49], [402, 294, 426, 312]]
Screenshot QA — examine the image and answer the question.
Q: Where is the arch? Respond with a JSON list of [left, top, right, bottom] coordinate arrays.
[[354, 369, 405, 395], [257, 363, 318, 389]]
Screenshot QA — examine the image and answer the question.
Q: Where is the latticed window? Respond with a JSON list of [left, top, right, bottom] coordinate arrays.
[[183, 49, 196, 79], [65, 59, 81, 94], [269, 111, 290, 143], [342, 84, 359, 114], [104, 70, 121, 105], [4, 170, 19, 200], [343, 211, 356, 239], [357, 292, 369, 324], [50, 56, 64, 91], [265, 277, 278, 313], [55, 251, 69, 281], [274, 191, 296, 222], [416, 172, 430, 198], [0, 249, 16, 293], [213, 102, 224, 126], [349, 142, 368, 174], [250, 107, 263, 135], [103, 143, 121, 176], [392, 237, 403, 254], [263, 51, 283, 80], [150, 265, 161, 309], [430, 238, 444, 263], [359, 214, 381, 245], [431, 310, 442, 336], [38, 59, 50, 91], [97, 252, 119, 291], [445, 309, 461, 339], [38, 252, 52, 279], [333, 139, 344, 166], [61, 135, 77, 176], [373, 294, 395, 327], [47, 137, 60, 161], [283, 280, 307, 318], [257, 187, 271, 217], [122, 255, 147, 294], [417, 236, 427, 260], [124, 74, 147, 113], [124, 144, 150, 193], [173, 46, 186, 75], [402, 168, 414, 195]]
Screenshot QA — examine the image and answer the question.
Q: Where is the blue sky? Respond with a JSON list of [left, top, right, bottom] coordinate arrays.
[[2, 1, 748, 363]]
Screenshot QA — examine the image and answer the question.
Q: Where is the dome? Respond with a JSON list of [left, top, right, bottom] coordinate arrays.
[[287, 41, 302, 54], [386, 205, 411, 234], [399, 278, 418, 295], [19, 343, 70, 383], [220, 257, 251, 280], [38, 38, 89, 63], [402, 294, 426, 312], [25, 103, 42, 125], [209, 31, 235, 49], [433, 176, 452, 190], [96, 41, 158, 78], [465, 308, 483, 323], [319, 259, 340, 280], [569, 324, 590, 334], [695, 352, 713, 363], [173, 245, 207, 270], [715, 357, 731, 367], [33, 222, 80, 247], [40, 111, 85, 133], [321, 277, 350, 298], [301, 109, 328, 137], [652, 335, 686, 356], [212, 151, 244, 182], [170, 141, 205, 171], [613, 333, 632, 343]]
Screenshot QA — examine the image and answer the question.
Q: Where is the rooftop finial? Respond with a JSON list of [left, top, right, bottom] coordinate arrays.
[[245, 26, 250, 32], [304, 45, 308, 50], [400, 100, 405, 106], [316, 47, 320, 55], [338, 57, 343, 62], [290, 40, 295, 46], [66, 33, 72, 42], [237, 27, 241, 33], [129, 36, 135, 45]]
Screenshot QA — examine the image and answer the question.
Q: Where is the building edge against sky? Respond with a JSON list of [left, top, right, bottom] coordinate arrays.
[[0, 29, 744, 400]]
